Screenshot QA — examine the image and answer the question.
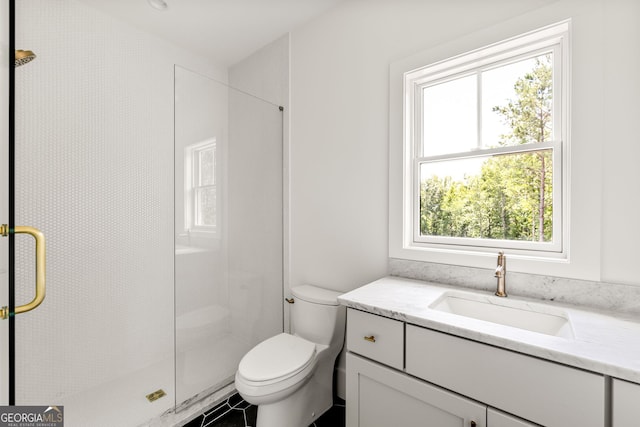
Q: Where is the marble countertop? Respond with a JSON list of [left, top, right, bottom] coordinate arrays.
[[338, 276, 640, 384]]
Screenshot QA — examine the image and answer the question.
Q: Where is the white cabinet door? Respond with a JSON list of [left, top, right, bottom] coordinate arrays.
[[488, 408, 539, 427], [406, 325, 604, 427], [612, 378, 640, 427], [347, 352, 486, 427]]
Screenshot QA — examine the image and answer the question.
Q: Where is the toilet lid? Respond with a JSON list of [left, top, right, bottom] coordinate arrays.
[[238, 333, 316, 382]]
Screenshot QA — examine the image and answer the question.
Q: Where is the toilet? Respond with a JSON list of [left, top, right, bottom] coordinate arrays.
[[235, 285, 346, 427]]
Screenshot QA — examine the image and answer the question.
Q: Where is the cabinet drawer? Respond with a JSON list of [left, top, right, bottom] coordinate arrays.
[[406, 325, 604, 427], [346, 308, 403, 369]]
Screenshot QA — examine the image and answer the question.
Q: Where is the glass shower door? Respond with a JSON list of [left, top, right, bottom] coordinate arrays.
[[174, 66, 284, 407], [7, 1, 176, 425], [0, 0, 10, 406]]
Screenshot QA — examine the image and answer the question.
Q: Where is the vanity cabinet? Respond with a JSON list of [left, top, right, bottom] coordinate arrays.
[[345, 308, 605, 427], [347, 352, 486, 427], [612, 378, 640, 426]]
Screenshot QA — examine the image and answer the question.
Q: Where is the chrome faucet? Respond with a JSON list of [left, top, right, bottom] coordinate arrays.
[[494, 251, 507, 297]]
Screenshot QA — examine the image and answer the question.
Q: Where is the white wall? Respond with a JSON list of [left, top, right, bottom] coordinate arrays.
[[601, 0, 640, 286], [290, 0, 640, 292], [229, 35, 290, 107], [229, 35, 292, 330]]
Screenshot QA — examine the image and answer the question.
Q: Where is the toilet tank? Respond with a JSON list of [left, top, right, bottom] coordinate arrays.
[[291, 285, 345, 346]]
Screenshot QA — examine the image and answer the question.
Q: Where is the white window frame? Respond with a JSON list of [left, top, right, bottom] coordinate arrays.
[[184, 138, 218, 236], [398, 21, 570, 260]]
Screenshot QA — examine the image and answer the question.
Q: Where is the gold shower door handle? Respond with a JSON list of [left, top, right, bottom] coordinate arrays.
[[0, 224, 46, 319]]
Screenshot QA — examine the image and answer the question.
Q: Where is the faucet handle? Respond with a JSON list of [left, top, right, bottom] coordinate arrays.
[[497, 251, 506, 267]]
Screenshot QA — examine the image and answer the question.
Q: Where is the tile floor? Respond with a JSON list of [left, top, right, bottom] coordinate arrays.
[[181, 393, 345, 427]]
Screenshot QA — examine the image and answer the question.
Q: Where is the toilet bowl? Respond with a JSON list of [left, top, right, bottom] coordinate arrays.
[[235, 333, 318, 405], [235, 285, 345, 427]]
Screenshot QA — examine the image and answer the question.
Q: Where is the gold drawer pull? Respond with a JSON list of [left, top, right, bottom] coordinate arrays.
[[363, 335, 376, 343]]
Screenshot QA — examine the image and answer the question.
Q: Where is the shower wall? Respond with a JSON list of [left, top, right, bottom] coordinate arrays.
[[14, 0, 225, 425], [228, 34, 290, 331]]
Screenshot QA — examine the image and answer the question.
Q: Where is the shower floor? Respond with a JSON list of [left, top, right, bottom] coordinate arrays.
[[58, 333, 250, 427], [176, 332, 250, 405], [60, 356, 175, 427]]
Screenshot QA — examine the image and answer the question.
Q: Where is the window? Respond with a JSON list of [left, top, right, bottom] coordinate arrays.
[[185, 139, 218, 234], [402, 22, 569, 256]]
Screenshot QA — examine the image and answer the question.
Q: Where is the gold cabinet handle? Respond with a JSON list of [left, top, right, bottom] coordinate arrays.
[[1, 225, 46, 319], [363, 335, 376, 343]]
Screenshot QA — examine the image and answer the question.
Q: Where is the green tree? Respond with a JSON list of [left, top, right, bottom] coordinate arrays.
[[493, 55, 553, 241]]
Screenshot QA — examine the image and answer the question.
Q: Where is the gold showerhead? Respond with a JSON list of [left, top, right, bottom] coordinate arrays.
[[15, 50, 36, 67]]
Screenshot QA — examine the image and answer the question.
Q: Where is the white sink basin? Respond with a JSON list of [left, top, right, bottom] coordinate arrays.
[[430, 292, 574, 339]]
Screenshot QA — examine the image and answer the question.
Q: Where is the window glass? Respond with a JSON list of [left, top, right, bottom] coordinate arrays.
[[195, 186, 216, 227], [419, 149, 553, 242], [423, 74, 477, 156], [481, 54, 553, 148], [185, 139, 217, 232], [198, 147, 215, 186]]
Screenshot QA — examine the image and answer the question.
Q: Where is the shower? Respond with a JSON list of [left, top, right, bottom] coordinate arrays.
[[14, 49, 36, 67], [9, 1, 284, 423]]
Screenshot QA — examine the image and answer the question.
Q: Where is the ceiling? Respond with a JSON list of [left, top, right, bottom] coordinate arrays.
[[76, 0, 346, 67]]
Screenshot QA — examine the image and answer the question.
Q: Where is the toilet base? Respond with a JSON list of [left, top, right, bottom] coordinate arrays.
[[254, 372, 332, 427]]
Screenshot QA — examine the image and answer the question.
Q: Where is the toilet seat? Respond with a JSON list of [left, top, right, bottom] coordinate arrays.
[[237, 333, 317, 386]]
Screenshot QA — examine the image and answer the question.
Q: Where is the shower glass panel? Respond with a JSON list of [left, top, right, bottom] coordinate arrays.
[[13, 1, 175, 425], [174, 66, 283, 406]]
